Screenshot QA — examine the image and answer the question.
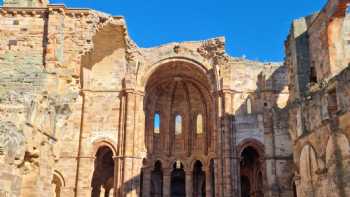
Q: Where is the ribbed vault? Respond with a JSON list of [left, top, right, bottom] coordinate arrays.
[[144, 60, 214, 158]]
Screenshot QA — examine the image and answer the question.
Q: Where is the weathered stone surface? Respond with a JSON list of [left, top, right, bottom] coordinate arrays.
[[3, 0, 350, 197], [285, 0, 350, 197]]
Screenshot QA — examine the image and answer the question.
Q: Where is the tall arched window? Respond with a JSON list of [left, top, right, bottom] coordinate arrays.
[[246, 98, 252, 114], [196, 114, 203, 134], [154, 113, 160, 134], [175, 115, 182, 135]]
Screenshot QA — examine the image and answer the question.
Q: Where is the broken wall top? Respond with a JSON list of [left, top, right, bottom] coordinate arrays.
[[3, 0, 49, 7]]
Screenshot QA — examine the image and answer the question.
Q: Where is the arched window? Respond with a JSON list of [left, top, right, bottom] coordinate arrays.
[[196, 114, 203, 134], [52, 173, 64, 197], [246, 98, 252, 114], [154, 113, 160, 134], [175, 115, 182, 135]]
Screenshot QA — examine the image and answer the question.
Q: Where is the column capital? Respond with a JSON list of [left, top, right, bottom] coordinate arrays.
[[184, 166, 193, 174], [142, 166, 153, 173], [163, 168, 172, 176], [185, 170, 193, 176]]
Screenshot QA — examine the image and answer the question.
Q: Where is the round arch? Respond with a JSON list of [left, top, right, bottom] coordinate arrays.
[[238, 139, 266, 197], [92, 139, 117, 158], [299, 144, 319, 182], [190, 157, 207, 170], [237, 138, 265, 157], [52, 170, 66, 197], [53, 170, 66, 187], [169, 159, 188, 170], [139, 57, 219, 92]]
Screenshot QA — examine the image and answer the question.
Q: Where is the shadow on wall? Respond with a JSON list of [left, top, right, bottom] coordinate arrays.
[[80, 22, 126, 89]]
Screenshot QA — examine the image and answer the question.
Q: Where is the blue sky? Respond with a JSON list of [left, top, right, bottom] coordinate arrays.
[[1, 0, 326, 61]]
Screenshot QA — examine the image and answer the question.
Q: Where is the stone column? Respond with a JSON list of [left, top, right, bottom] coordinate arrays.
[[109, 188, 114, 197], [114, 90, 146, 197], [163, 169, 171, 197], [205, 168, 212, 197], [100, 187, 105, 197], [112, 156, 118, 197], [142, 167, 152, 197], [294, 176, 302, 197], [221, 92, 235, 196], [185, 169, 193, 197]]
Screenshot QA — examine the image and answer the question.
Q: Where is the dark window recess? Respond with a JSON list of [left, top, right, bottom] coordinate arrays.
[[310, 66, 317, 83], [9, 40, 17, 46], [0, 146, 4, 155], [13, 20, 19, 25], [328, 90, 338, 116]]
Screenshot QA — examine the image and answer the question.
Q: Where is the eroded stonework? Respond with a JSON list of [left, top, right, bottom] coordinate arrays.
[[0, 0, 349, 197]]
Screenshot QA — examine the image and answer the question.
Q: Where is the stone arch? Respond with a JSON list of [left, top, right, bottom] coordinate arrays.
[[53, 170, 65, 186], [138, 57, 218, 91], [299, 144, 318, 195], [171, 160, 186, 197], [239, 145, 265, 197], [91, 146, 115, 197], [190, 157, 206, 170], [92, 139, 117, 158], [299, 144, 318, 181], [52, 171, 65, 197], [143, 59, 215, 157], [193, 160, 206, 197], [237, 138, 265, 157], [238, 139, 265, 197], [169, 159, 189, 171]]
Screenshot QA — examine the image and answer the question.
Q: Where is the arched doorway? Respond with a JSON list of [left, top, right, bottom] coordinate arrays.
[[151, 161, 163, 197], [171, 161, 186, 197], [193, 160, 206, 197], [91, 146, 115, 197], [240, 146, 264, 197]]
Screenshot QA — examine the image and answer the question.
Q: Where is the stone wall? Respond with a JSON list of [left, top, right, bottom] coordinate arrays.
[[0, 2, 295, 197], [285, 0, 350, 197]]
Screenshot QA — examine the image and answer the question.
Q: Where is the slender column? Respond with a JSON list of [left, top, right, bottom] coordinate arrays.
[[100, 187, 105, 197], [294, 175, 301, 197], [109, 189, 114, 197], [163, 169, 171, 197], [112, 156, 118, 197], [205, 168, 212, 197], [142, 167, 152, 197], [185, 169, 193, 197]]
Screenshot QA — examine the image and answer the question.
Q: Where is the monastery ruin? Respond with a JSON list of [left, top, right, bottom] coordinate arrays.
[[1, 0, 350, 196]]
